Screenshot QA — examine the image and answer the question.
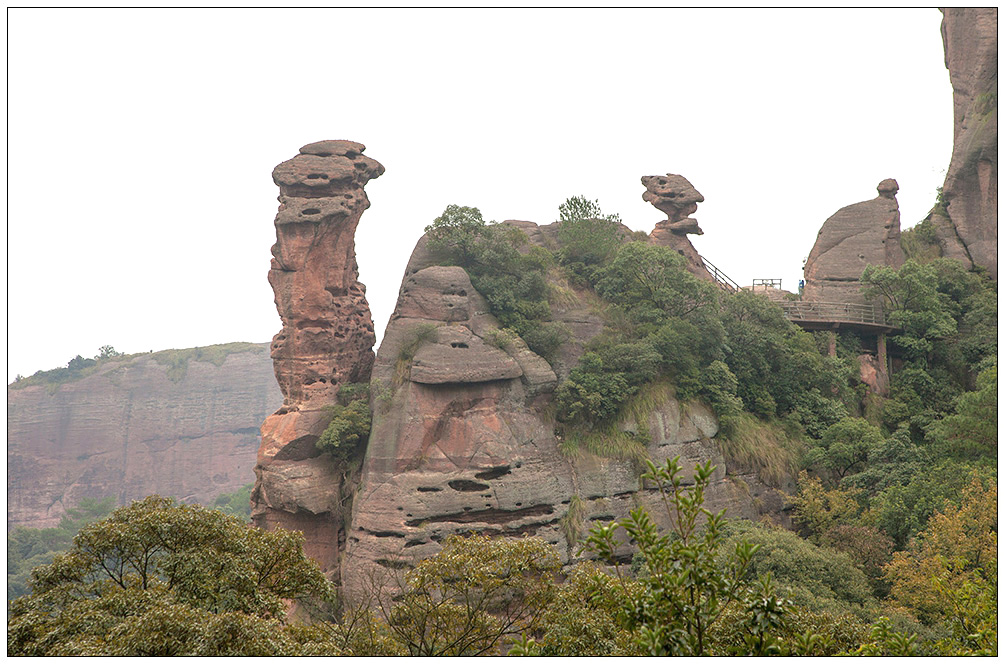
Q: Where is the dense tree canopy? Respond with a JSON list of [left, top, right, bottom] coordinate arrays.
[[7, 497, 340, 656]]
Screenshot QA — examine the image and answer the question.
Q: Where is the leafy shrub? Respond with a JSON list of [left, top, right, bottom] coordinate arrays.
[[316, 383, 372, 459], [555, 196, 625, 285], [805, 417, 884, 481], [425, 205, 565, 359], [719, 520, 875, 617], [581, 458, 791, 656], [554, 352, 632, 425]]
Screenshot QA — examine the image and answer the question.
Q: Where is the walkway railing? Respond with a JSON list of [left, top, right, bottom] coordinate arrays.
[[700, 255, 739, 293], [778, 301, 890, 327]]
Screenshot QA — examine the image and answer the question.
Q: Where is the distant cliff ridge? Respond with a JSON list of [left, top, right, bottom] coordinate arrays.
[[7, 343, 282, 529]]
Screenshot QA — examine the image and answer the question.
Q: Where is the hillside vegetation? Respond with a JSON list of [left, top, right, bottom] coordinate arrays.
[[9, 197, 996, 656]]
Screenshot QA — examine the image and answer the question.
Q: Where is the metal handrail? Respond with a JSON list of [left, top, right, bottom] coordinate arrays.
[[700, 255, 739, 293], [778, 300, 889, 327]]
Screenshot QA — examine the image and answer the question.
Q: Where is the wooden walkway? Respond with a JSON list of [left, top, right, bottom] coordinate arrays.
[[777, 301, 900, 333]]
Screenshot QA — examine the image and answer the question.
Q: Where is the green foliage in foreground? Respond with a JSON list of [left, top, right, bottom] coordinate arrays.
[[8, 464, 996, 656], [7, 496, 340, 656], [9, 485, 257, 602]]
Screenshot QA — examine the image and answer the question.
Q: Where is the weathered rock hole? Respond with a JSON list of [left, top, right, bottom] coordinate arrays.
[[376, 559, 410, 570], [404, 540, 423, 548], [354, 162, 367, 170], [475, 465, 511, 480], [315, 152, 333, 157], [448, 479, 490, 492], [302, 208, 321, 215], [306, 173, 329, 180], [450, 342, 469, 349], [368, 530, 406, 539], [417, 487, 441, 492]]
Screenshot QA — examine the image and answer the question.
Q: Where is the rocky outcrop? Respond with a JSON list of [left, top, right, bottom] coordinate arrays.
[[802, 179, 905, 304], [7, 344, 281, 529], [643, 173, 715, 282], [926, 8, 997, 278], [342, 221, 787, 596], [252, 141, 383, 576]]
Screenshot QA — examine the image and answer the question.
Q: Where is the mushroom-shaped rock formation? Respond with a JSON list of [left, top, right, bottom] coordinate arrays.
[[643, 173, 715, 281], [252, 140, 383, 578], [802, 179, 905, 305]]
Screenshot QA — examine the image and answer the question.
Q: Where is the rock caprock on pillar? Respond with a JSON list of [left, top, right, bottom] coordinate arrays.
[[802, 178, 905, 306], [642, 173, 716, 282], [251, 140, 383, 579]]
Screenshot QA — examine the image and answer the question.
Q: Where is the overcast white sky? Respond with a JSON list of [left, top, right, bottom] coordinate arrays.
[[7, 8, 954, 382]]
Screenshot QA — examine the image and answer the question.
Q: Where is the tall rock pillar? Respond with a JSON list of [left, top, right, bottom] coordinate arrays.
[[928, 8, 997, 278], [252, 140, 384, 578]]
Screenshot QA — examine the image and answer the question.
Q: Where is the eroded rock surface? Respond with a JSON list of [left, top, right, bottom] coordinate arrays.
[[342, 221, 786, 596], [252, 141, 383, 574], [926, 8, 997, 278], [7, 344, 280, 529], [643, 173, 715, 282], [802, 179, 905, 304]]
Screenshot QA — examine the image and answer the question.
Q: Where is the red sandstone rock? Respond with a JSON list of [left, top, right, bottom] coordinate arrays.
[[802, 179, 905, 305], [927, 8, 997, 278], [7, 344, 281, 529], [252, 141, 383, 574], [642, 173, 716, 282], [341, 219, 787, 598]]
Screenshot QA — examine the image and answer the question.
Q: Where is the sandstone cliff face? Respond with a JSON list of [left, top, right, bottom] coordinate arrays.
[[252, 141, 383, 576], [928, 8, 998, 278], [802, 179, 905, 304], [342, 222, 786, 594], [7, 344, 280, 529]]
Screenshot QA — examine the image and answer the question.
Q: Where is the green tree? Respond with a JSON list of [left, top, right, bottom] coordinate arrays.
[[555, 196, 625, 284], [557, 194, 622, 225], [379, 534, 559, 656], [805, 417, 884, 481], [582, 457, 778, 656], [884, 478, 997, 631], [7, 496, 338, 656], [929, 362, 997, 459], [96, 345, 122, 359]]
